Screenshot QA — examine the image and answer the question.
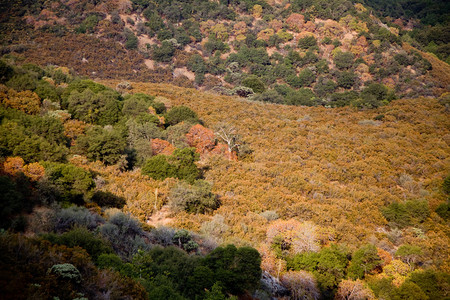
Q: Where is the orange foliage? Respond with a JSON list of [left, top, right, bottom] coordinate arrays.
[[23, 162, 46, 181], [64, 119, 87, 141], [269, 19, 283, 32], [3, 157, 25, 175], [151, 138, 175, 156], [377, 248, 393, 266], [186, 124, 216, 154], [1, 89, 41, 114], [210, 143, 237, 161], [98, 81, 449, 271], [286, 13, 305, 31]]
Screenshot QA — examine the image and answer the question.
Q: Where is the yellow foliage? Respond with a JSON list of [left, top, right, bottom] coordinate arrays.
[[98, 80, 450, 267], [252, 4, 262, 18], [1, 89, 41, 114], [210, 23, 229, 41], [257, 28, 275, 41]]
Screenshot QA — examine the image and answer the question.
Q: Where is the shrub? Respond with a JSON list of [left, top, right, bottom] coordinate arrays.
[[298, 36, 317, 49], [42, 162, 95, 205], [54, 206, 103, 232], [165, 106, 199, 126], [348, 244, 382, 279], [169, 180, 219, 214], [333, 51, 355, 69], [43, 227, 113, 260], [48, 263, 82, 283], [242, 75, 266, 93], [142, 155, 176, 180], [91, 191, 126, 208]]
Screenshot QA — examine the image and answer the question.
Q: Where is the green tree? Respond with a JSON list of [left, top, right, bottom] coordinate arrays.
[[298, 36, 317, 49], [242, 75, 266, 93], [333, 51, 355, 69], [169, 180, 219, 214], [76, 126, 127, 165], [165, 106, 199, 126], [142, 155, 177, 180], [348, 244, 382, 279], [42, 162, 95, 204]]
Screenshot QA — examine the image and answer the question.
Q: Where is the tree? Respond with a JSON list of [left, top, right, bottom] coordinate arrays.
[[152, 41, 176, 63], [142, 155, 176, 180], [336, 279, 375, 300], [204, 244, 262, 295], [298, 35, 317, 49], [214, 123, 240, 157], [165, 106, 199, 126], [169, 180, 219, 214], [280, 271, 320, 300], [42, 162, 95, 204], [337, 71, 357, 89], [395, 245, 422, 270], [348, 244, 382, 279], [333, 51, 355, 69], [76, 126, 127, 165], [242, 75, 266, 93]]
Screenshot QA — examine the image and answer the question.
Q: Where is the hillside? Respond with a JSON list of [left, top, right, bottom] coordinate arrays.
[[1, 0, 450, 299], [1, 0, 449, 107]]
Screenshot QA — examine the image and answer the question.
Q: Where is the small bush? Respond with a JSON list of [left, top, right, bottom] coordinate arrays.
[[169, 180, 219, 214]]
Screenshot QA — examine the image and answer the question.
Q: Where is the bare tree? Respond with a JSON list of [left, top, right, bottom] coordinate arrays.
[[280, 271, 320, 300]]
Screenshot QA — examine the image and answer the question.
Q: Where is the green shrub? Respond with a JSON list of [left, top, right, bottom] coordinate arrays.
[[242, 75, 266, 93], [165, 106, 199, 126], [298, 36, 317, 49], [43, 227, 113, 259], [142, 155, 177, 180], [91, 191, 126, 208], [169, 180, 219, 214]]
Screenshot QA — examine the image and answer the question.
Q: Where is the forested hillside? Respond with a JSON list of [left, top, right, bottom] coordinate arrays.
[[0, 0, 449, 299], [1, 0, 449, 107]]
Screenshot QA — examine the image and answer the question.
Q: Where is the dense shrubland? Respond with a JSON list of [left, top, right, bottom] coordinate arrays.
[[0, 0, 449, 298], [1, 0, 448, 109]]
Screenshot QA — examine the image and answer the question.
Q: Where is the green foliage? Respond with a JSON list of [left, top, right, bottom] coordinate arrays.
[[204, 244, 262, 295], [142, 155, 177, 180], [122, 93, 154, 117], [42, 162, 95, 205], [333, 51, 355, 69], [0, 175, 35, 230], [382, 200, 430, 228], [252, 89, 284, 104], [298, 36, 317, 49], [48, 263, 82, 283], [43, 227, 113, 260], [289, 244, 349, 292], [443, 174, 450, 195], [169, 180, 219, 214], [285, 88, 317, 106], [67, 89, 123, 125], [407, 269, 450, 299], [76, 126, 127, 165], [329, 91, 359, 107], [337, 71, 357, 89], [0, 60, 15, 83], [348, 244, 382, 279], [91, 191, 126, 208], [6, 74, 38, 92], [242, 75, 266, 93], [124, 28, 138, 50], [204, 37, 229, 55], [172, 229, 199, 252], [165, 106, 199, 126], [152, 41, 176, 63]]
